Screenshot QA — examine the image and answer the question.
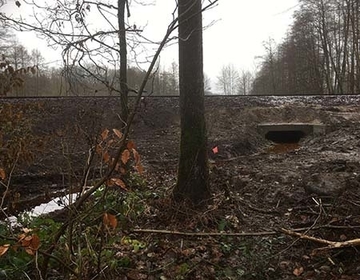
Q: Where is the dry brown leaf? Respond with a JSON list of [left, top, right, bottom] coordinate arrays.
[[293, 267, 304, 277], [25, 247, 35, 255], [127, 140, 136, 150], [20, 236, 32, 247], [106, 179, 115, 187], [103, 152, 110, 163], [0, 168, 6, 180], [19, 234, 40, 255], [112, 128, 123, 139], [18, 233, 26, 241], [108, 139, 115, 146], [0, 244, 10, 256], [101, 129, 109, 141], [22, 228, 32, 234], [132, 148, 140, 164], [135, 163, 144, 174], [103, 213, 118, 230], [111, 178, 127, 190], [121, 149, 131, 165], [30, 234, 40, 251], [95, 144, 102, 155]]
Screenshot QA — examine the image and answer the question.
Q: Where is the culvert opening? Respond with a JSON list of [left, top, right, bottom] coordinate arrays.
[[265, 130, 306, 143]]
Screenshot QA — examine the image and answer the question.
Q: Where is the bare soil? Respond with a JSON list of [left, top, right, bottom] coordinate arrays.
[[2, 95, 360, 279]]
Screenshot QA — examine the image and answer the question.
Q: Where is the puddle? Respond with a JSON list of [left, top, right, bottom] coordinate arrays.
[[29, 192, 79, 216], [267, 143, 301, 154], [1, 192, 79, 226]]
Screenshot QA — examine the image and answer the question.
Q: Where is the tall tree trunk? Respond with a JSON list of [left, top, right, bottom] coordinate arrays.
[[354, 0, 360, 92], [173, 0, 210, 205], [118, 0, 128, 123], [318, 0, 334, 94]]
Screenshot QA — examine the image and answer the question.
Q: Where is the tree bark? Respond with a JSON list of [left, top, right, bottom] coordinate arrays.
[[118, 0, 128, 123], [173, 0, 210, 205]]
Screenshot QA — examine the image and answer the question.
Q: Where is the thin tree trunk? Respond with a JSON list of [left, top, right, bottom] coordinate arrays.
[[118, 0, 128, 123], [174, 0, 210, 205]]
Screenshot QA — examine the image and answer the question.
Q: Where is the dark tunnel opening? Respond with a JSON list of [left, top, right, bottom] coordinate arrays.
[[265, 130, 306, 143]]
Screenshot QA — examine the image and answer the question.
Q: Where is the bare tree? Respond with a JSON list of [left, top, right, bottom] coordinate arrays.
[[238, 70, 253, 95], [168, 61, 179, 94], [204, 73, 212, 94], [0, 29, 37, 95], [216, 64, 240, 95]]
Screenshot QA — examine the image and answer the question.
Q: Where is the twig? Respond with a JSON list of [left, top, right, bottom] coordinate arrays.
[[0, 152, 20, 234], [273, 197, 324, 259], [38, 249, 79, 278], [132, 228, 278, 237], [281, 228, 334, 245], [281, 228, 360, 255]]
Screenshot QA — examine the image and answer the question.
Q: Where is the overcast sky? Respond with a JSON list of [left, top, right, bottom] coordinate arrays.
[[123, 0, 300, 83], [2, 0, 299, 89], [154, 0, 299, 78]]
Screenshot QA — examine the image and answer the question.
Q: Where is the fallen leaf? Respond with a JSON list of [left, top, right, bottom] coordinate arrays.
[[0, 168, 5, 180], [103, 213, 118, 230], [132, 148, 140, 164], [101, 129, 109, 141], [18, 233, 26, 241], [30, 234, 40, 251], [106, 179, 115, 187], [135, 163, 144, 174], [25, 247, 36, 255], [110, 178, 127, 190], [127, 140, 136, 150], [20, 236, 32, 247], [121, 149, 131, 164], [293, 267, 304, 277], [112, 128, 123, 139], [103, 152, 110, 163], [0, 244, 10, 256], [22, 228, 32, 234], [95, 144, 102, 155]]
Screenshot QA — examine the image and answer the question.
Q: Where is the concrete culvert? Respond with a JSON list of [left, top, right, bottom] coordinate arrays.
[[258, 123, 326, 144]]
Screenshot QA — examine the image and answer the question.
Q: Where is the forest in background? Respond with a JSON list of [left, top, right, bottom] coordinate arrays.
[[253, 0, 360, 95], [1, 0, 360, 96], [0, 28, 186, 97]]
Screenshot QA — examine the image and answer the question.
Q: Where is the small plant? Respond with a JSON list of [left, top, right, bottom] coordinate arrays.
[[0, 121, 148, 278]]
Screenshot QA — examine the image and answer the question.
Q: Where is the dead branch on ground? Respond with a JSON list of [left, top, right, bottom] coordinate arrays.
[[281, 228, 360, 255]]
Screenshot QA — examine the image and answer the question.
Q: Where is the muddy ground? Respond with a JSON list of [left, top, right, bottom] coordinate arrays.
[[2, 95, 360, 279]]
